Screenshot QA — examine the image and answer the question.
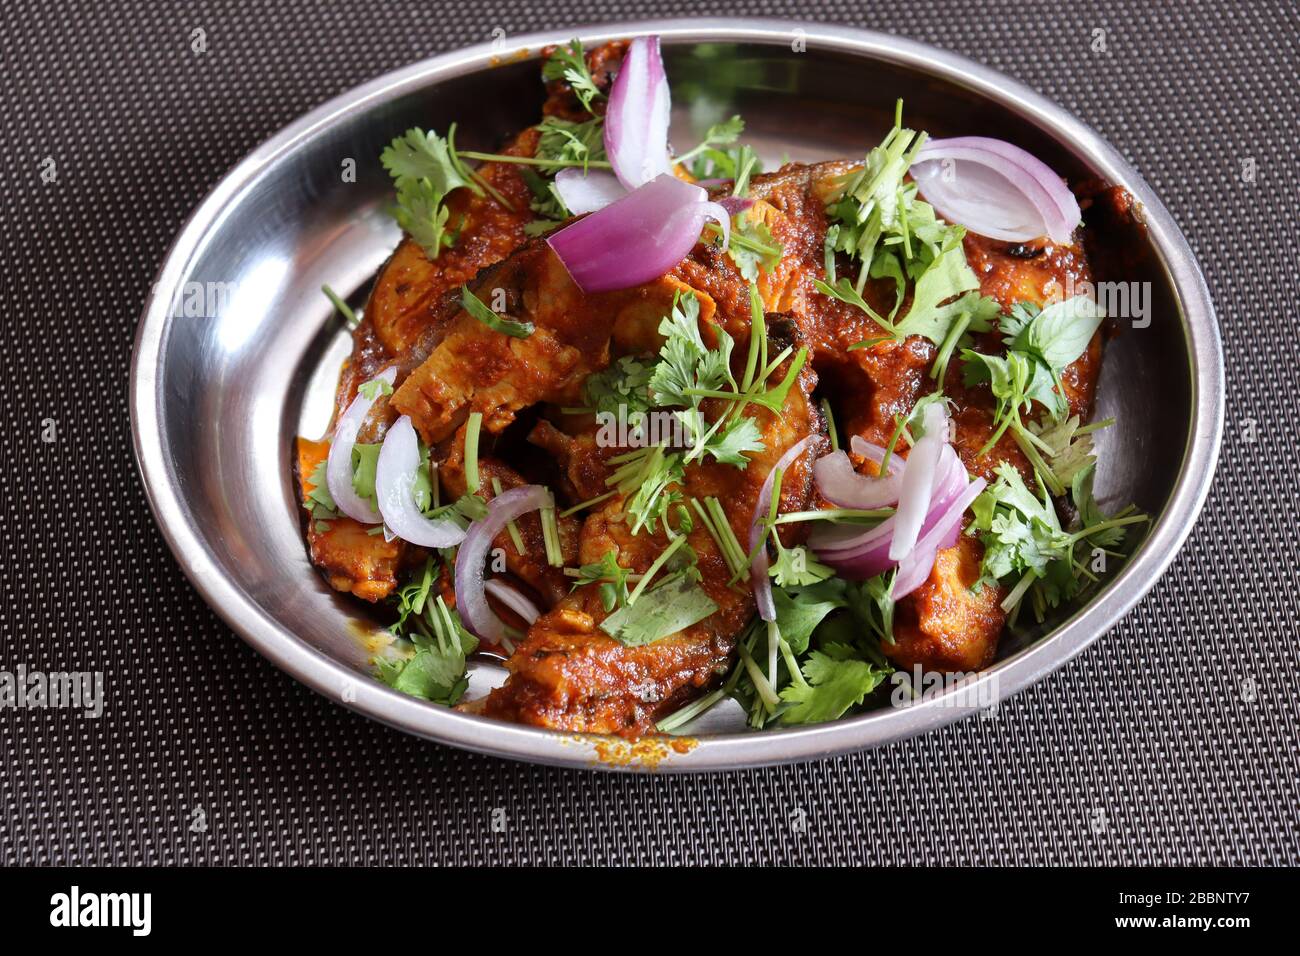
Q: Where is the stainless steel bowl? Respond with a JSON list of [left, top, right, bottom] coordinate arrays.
[[130, 18, 1223, 771]]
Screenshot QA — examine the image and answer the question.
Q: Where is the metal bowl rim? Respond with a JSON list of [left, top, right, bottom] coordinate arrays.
[[130, 17, 1224, 772]]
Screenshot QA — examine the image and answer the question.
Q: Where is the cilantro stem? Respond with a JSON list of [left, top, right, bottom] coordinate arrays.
[[671, 142, 712, 169], [737, 642, 780, 710], [740, 285, 765, 395], [1010, 423, 1064, 497], [540, 505, 563, 567], [1067, 513, 1150, 544], [767, 618, 780, 688], [753, 347, 807, 412], [559, 489, 616, 517], [456, 150, 613, 170], [770, 507, 893, 526], [690, 498, 736, 576], [657, 645, 748, 732], [492, 477, 526, 554], [1000, 571, 1037, 613], [706, 497, 749, 577], [321, 284, 359, 329], [463, 412, 483, 494], [1073, 416, 1116, 436], [625, 534, 688, 606], [466, 166, 514, 211], [821, 397, 839, 452], [931, 310, 971, 384], [682, 413, 728, 465], [879, 412, 909, 473], [758, 345, 795, 386], [684, 387, 749, 401], [779, 637, 808, 689], [732, 151, 758, 198], [977, 410, 1014, 459], [656, 684, 727, 733]]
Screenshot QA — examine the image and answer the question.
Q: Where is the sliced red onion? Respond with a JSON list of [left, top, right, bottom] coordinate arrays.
[[912, 137, 1081, 246], [891, 477, 987, 598], [718, 196, 754, 216], [813, 449, 901, 509], [605, 35, 672, 189], [750, 436, 814, 622], [375, 415, 467, 548], [810, 445, 968, 580], [326, 366, 396, 523], [455, 485, 553, 641], [554, 168, 627, 215], [547, 174, 729, 293], [888, 402, 950, 561], [484, 578, 542, 626], [849, 436, 904, 476]]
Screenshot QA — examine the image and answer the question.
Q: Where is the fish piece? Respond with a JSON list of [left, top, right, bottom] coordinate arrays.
[[296, 438, 406, 602], [482, 352, 820, 735], [391, 248, 707, 444], [888, 535, 1007, 672]]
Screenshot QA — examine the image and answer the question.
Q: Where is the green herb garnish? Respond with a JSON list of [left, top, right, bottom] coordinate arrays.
[[599, 574, 717, 647], [381, 127, 476, 259], [322, 284, 359, 329], [461, 286, 534, 338], [541, 39, 603, 113]]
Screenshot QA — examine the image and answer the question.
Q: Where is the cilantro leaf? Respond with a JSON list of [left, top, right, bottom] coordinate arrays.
[[392, 178, 454, 258], [584, 355, 656, 417], [381, 128, 472, 194], [778, 648, 890, 724], [1033, 414, 1100, 489], [351, 443, 382, 513], [769, 545, 835, 590], [357, 376, 393, 402], [772, 580, 845, 653], [705, 416, 766, 467], [824, 104, 986, 356], [1071, 461, 1129, 549], [688, 142, 761, 194], [571, 551, 634, 612], [692, 115, 744, 151], [1003, 295, 1105, 373], [971, 462, 1071, 581], [599, 574, 718, 646], [893, 238, 981, 343], [649, 292, 723, 405], [534, 115, 606, 171], [304, 457, 338, 527], [376, 595, 477, 706], [381, 128, 474, 260], [727, 216, 783, 282], [541, 39, 603, 113], [392, 557, 438, 632], [609, 445, 685, 535]]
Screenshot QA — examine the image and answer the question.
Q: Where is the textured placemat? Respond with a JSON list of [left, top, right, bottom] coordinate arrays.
[[1, 0, 1296, 866]]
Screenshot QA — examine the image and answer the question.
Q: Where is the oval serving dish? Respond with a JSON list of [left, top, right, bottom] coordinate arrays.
[[131, 19, 1222, 771]]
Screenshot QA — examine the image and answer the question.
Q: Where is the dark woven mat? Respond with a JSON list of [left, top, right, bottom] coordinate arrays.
[[2, 0, 1296, 866]]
